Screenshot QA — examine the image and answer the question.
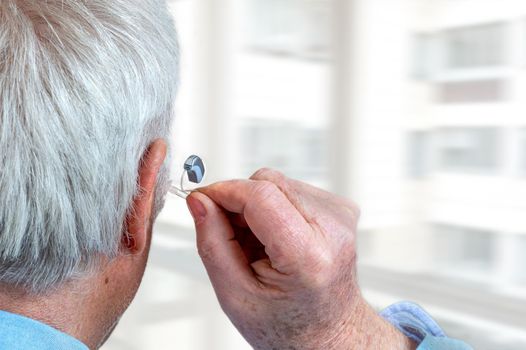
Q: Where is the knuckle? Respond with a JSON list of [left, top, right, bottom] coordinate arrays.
[[250, 168, 292, 198], [342, 198, 361, 219], [250, 167, 285, 182]]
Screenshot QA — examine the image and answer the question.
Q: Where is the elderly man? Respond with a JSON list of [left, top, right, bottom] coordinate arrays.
[[0, 0, 471, 349]]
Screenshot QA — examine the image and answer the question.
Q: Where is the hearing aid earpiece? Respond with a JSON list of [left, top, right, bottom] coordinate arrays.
[[169, 155, 206, 199], [184, 155, 205, 184]]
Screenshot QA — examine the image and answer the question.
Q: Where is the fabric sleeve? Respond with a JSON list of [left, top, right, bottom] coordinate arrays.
[[380, 301, 473, 350]]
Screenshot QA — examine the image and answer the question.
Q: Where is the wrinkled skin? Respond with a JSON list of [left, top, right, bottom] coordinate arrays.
[[187, 168, 415, 350]]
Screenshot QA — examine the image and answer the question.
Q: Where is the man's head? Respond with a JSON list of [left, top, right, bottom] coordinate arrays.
[[0, 0, 178, 344]]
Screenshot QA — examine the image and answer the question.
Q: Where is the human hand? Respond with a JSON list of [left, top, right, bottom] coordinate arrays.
[[186, 168, 416, 350]]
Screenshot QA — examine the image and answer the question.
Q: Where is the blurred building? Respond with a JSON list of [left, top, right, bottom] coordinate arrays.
[[334, 1, 526, 347], [399, 0, 526, 288], [339, 0, 526, 279]]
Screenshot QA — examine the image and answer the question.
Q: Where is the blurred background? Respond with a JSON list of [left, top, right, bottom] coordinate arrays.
[[103, 0, 526, 349]]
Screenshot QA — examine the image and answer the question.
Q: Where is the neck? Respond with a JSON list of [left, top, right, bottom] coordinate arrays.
[[0, 276, 119, 350]]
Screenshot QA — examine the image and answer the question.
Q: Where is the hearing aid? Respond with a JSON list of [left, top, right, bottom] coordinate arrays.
[[169, 155, 206, 199]]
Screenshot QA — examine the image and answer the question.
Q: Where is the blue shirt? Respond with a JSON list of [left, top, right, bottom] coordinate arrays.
[[0, 302, 471, 349], [0, 310, 88, 350]]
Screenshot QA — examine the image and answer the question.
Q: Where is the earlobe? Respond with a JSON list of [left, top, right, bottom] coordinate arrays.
[[123, 139, 167, 254]]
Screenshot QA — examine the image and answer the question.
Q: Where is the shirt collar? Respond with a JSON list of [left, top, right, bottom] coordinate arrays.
[[0, 310, 89, 350]]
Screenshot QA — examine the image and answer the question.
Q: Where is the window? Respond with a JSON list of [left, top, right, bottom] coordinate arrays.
[[240, 119, 328, 182], [411, 33, 438, 80], [433, 224, 495, 271], [520, 128, 526, 174], [411, 23, 507, 79], [407, 131, 432, 178], [437, 128, 500, 173], [519, 237, 526, 284], [245, 0, 332, 61], [443, 23, 507, 69], [437, 79, 507, 103]]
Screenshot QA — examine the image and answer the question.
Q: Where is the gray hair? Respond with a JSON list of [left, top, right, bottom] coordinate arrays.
[[0, 0, 179, 293]]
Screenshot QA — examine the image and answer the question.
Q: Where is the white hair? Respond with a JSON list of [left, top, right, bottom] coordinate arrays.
[[0, 0, 179, 293]]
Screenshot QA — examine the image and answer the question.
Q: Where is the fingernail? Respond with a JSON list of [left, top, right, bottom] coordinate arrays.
[[187, 195, 207, 224]]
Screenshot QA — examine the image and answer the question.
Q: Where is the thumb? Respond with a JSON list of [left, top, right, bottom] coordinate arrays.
[[186, 192, 255, 290]]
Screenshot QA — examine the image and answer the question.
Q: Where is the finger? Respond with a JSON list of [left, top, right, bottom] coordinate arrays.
[[186, 191, 255, 289], [197, 180, 314, 274], [250, 168, 360, 225], [250, 258, 293, 291]]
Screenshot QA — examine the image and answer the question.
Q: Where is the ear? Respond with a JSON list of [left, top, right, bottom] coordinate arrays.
[[123, 139, 168, 254]]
